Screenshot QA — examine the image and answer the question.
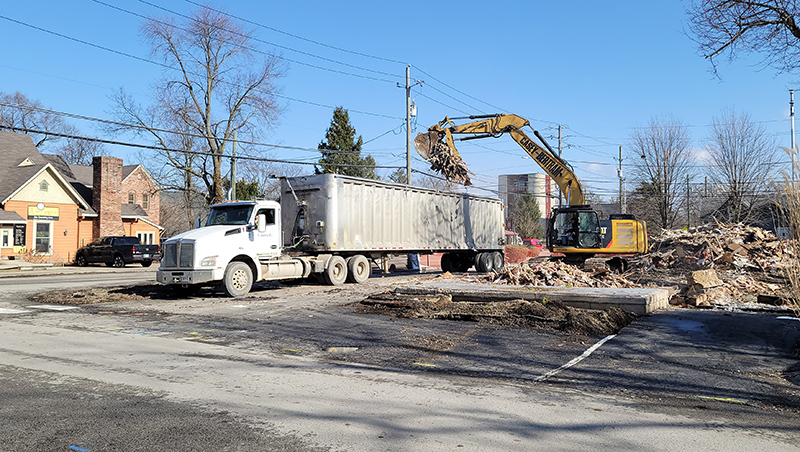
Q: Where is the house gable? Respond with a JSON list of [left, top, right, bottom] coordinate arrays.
[[4, 164, 89, 209]]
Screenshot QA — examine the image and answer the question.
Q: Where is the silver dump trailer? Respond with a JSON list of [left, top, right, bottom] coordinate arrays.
[[281, 174, 504, 262], [158, 173, 505, 297]]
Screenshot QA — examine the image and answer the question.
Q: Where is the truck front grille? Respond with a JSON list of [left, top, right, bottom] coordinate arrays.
[[162, 241, 194, 268]]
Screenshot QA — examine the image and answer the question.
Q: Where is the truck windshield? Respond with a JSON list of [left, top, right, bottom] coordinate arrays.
[[206, 205, 254, 226]]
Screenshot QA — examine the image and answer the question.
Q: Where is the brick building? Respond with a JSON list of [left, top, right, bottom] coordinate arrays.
[[0, 131, 162, 263]]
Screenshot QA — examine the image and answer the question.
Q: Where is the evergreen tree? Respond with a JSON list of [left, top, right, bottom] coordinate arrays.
[[317, 107, 376, 179], [388, 168, 408, 184], [511, 194, 544, 239]]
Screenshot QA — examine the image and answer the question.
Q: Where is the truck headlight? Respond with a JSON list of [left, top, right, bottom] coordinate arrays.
[[200, 256, 218, 267]]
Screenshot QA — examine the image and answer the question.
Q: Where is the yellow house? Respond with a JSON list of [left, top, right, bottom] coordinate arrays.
[[0, 131, 163, 264]]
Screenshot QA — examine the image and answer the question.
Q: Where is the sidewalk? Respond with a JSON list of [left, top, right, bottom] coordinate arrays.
[[0, 258, 155, 278]]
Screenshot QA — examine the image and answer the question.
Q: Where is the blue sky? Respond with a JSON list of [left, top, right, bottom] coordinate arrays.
[[1, 1, 796, 200]]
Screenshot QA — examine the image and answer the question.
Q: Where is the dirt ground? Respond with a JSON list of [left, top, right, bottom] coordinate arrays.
[[27, 275, 635, 337]]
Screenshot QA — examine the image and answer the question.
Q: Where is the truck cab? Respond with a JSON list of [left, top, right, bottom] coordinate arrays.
[[157, 200, 282, 291]]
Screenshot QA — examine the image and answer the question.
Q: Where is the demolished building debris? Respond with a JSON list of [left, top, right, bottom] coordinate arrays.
[[481, 224, 796, 311]]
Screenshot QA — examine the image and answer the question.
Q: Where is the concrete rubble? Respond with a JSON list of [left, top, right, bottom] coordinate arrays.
[[475, 223, 797, 312]]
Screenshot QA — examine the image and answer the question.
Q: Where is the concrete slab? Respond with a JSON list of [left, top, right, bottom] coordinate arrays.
[[395, 281, 670, 315]]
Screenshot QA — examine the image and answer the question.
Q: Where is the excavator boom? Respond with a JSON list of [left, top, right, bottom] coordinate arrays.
[[415, 114, 584, 205]]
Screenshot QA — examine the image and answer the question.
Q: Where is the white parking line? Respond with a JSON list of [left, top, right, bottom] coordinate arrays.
[[0, 308, 32, 315], [534, 334, 617, 382], [26, 305, 79, 311]]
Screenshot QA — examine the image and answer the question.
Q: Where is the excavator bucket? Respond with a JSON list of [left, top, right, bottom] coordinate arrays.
[[413, 131, 473, 186], [413, 131, 439, 160]]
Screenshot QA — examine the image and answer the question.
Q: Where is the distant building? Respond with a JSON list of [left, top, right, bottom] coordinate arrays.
[[498, 173, 557, 232], [0, 131, 162, 263]]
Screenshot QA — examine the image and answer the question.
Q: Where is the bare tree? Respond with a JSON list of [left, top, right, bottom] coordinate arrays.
[[111, 6, 284, 206], [0, 92, 66, 147], [0, 91, 105, 163], [627, 115, 694, 231], [687, 1, 800, 75], [238, 158, 304, 201], [704, 109, 778, 223]]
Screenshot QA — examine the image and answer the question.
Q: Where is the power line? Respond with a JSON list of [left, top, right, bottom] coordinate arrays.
[[184, 0, 407, 66], [0, 101, 397, 157], [131, 1, 402, 81], [3, 125, 403, 170], [0, 13, 400, 121]]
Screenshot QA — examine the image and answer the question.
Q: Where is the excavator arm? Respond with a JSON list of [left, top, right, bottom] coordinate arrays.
[[415, 114, 585, 206]]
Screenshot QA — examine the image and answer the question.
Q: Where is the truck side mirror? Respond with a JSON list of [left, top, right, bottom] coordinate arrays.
[[257, 214, 267, 233]]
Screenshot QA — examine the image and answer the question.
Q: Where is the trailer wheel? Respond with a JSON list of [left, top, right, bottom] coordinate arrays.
[[324, 256, 347, 286], [346, 255, 371, 284], [223, 261, 253, 297], [477, 253, 494, 273], [491, 252, 504, 271], [440, 253, 453, 272]]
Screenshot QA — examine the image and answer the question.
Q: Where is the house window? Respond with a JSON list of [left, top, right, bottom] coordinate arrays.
[[137, 232, 155, 245], [142, 193, 149, 210], [34, 222, 51, 254], [39, 180, 49, 191], [128, 192, 135, 204], [1, 228, 10, 248]]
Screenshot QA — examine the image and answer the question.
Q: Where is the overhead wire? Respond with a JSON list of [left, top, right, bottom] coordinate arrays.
[[0, 13, 401, 121], [0, 101, 399, 157], [3, 125, 404, 170]]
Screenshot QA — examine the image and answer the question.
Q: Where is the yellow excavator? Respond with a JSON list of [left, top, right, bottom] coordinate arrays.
[[414, 114, 648, 270]]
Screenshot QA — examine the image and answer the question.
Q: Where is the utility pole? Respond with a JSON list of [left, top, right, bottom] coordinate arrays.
[[230, 132, 237, 201], [789, 89, 797, 183], [405, 65, 412, 185], [558, 125, 563, 207], [686, 174, 690, 229], [618, 145, 625, 214]]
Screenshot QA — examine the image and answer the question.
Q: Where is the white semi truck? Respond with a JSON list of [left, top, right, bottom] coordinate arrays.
[[157, 174, 505, 297]]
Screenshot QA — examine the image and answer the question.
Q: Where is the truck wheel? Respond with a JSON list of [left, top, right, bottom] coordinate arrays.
[[491, 252, 504, 271], [477, 253, 494, 273], [141, 260, 153, 268], [223, 261, 253, 297], [75, 254, 87, 267], [346, 255, 371, 284], [112, 254, 125, 268], [440, 253, 453, 272], [324, 256, 347, 286]]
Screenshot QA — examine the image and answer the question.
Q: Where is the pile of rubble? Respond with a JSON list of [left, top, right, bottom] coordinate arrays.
[[477, 223, 797, 310], [638, 224, 794, 308], [638, 223, 790, 276], [486, 260, 638, 289]]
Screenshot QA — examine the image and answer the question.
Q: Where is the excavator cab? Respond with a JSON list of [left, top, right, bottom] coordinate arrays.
[[548, 206, 602, 251]]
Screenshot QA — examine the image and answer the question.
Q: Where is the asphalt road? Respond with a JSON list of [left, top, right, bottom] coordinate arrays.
[[0, 268, 799, 451]]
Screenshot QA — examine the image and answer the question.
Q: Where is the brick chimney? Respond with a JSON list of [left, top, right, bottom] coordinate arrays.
[[92, 156, 124, 237]]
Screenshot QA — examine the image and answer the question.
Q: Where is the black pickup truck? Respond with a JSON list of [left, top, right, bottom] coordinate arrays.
[[74, 236, 160, 268]]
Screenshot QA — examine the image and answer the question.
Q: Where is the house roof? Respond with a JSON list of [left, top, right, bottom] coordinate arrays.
[[122, 203, 148, 217], [0, 132, 44, 202], [0, 132, 89, 209], [0, 209, 26, 224]]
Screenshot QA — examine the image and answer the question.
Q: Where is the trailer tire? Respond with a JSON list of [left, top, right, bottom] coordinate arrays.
[[440, 253, 453, 272], [477, 253, 494, 273], [324, 256, 347, 286], [491, 252, 504, 271], [223, 261, 253, 297], [346, 255, 371, 284]]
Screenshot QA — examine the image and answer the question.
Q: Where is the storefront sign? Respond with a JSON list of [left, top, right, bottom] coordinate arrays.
[[27, 205, 59, 220], [13, 223, 26, 253]]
